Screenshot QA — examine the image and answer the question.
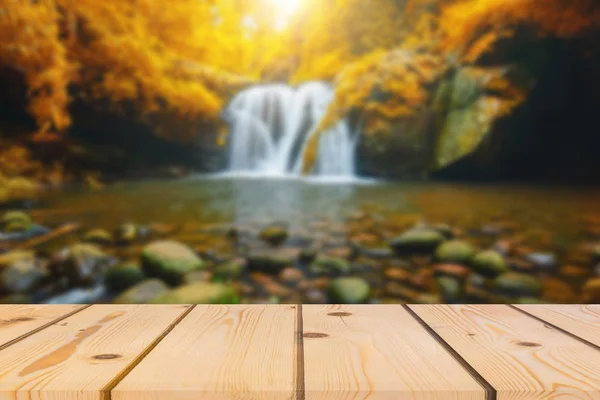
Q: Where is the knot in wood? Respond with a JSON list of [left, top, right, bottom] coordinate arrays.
[[516, 341, 541, 347], [92, 354, 122, 360], [303, 332, 329, 339], [327, 312, 352, 317]]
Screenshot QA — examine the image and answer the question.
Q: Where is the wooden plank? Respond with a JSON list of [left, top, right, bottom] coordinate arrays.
[[0, 304, 189, 400], [0, 304, 85, 349], [112, 304, 297, 400], [302, 304, 486, 400], [513, 304, 600, 347], [409, 304, 600, 399]]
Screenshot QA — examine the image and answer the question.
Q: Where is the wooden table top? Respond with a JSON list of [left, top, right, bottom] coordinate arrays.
[[0, 304, 599, 399]]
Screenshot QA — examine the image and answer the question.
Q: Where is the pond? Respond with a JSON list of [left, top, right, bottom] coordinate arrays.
[[3, 176, 600, 305]]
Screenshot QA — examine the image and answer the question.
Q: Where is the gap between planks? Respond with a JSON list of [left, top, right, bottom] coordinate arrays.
[[100, 304, 197, 400]]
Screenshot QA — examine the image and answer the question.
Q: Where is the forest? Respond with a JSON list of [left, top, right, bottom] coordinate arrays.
[[1, 0, 600, 306], [1, 0, 599, 191]]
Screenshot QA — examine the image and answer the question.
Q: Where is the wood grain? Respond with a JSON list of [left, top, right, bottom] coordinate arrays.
[[0, 304, 188, 400], [513, 304, 600, 347], [112, 304, 297, 400], [302, 304, 486, 400], [0, 305, 85, 349], [409, 304, 600, 399]]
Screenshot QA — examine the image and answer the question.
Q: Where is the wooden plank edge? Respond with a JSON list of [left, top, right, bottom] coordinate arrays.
[[0, 304, 92, 352], [403, 305, 497, 400], [101, 304, 197, 400], [509, 304, 600, 351], [295, 304, 305, 400]]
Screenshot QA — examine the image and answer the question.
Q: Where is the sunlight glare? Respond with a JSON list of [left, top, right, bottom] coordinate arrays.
[[268, 0, 301, 31]]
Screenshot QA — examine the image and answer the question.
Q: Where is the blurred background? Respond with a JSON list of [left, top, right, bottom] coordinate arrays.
[[0, 0, 599, 306]]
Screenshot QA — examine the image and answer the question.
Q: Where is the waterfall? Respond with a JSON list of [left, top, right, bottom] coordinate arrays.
[[224, 82, 358, 179]]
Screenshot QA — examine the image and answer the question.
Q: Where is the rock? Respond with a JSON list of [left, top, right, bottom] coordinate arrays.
[[83, 229, 113, 245], [324, 246, 355, 260], [507, 258, 535, 273], [595, 264, 600, 276], [151, 282, 238, 304], [58, 243, 114, 286], [104, 263, 145, 292], [0, 293, 33, 304], [298, 247, 317, 264], [304, 289, 327, 304], [514, 297, 545, 304], [0, 253, 45, 294], [115, 223, 138, 244], [310, 257, 351, 276], [414, 293, 442, 304], [408, 268, 435, 291], [583, 278, 600, 303], [434, 240, 475, 264], [259, 225, 289, 247], [213, 262, 244, 281], [384, 268, 411, 282], [113, 279, 170, 304], [492, 272, 542, 297], [559, 265, 589, 278], [466, 273, 487, 289], [385, 282, 419, 301], [525, 252, 557, 269], [471, 250, 509, 278], [279, 267, 304, 284], [184, 270, 213, 284], [328, 277, 371, 304], [433, 264, 470, 281], [436, 276, 462, 303], [389, 229, 445, 255], [141, 241, 205, 286], [1, 211, 32, 232], [246, 252, 292, 274], [0, 250, 35, 269], [541, 278, 577, 303], [360, 247, 393, 259]]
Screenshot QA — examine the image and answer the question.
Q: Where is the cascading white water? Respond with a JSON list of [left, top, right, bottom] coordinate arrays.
[[224, 82, 358, 178]]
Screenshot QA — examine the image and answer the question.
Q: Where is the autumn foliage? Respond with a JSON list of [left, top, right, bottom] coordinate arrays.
[[0, 0, 598, 143]]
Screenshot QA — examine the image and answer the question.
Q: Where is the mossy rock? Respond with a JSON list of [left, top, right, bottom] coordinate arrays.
[[113, 279, 170, 304], [436, 276, 463, 303], [259, 225, 289, 247], [1, 211, 32, 232], [492, 272, 543, 297], [471, 250, 509, 278], [151, 282, 238, 304], [0, 255, 45, 294], [309, 257, 351, 276], [583, 278, 600, 303], [141, 241, 205, 286], [435, 240, 475, 264], [104, 263, 146, 292], [328, 277, 371, 304], [84, 229, 113, 245], [115, 223, 138, 244], [246, 253, 292, 274], [389, 229, 445, 255], [213, 262, 244, 281]]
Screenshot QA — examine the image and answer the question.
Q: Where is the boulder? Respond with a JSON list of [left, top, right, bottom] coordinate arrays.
[[389, 229, 445, 255], [328, 277, 371, 304], [471, 250, 509, 278], [104, 263, 146, 292], [151, 282, 238, 304], [309, 257, 351, 276], [113, 279, 170, 304], [492, 272, 543, 297], [141, 241, 204, 286], [434, 240, 476, 264], [259, 225, 289, 247], [246, 252, 292, 274]]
